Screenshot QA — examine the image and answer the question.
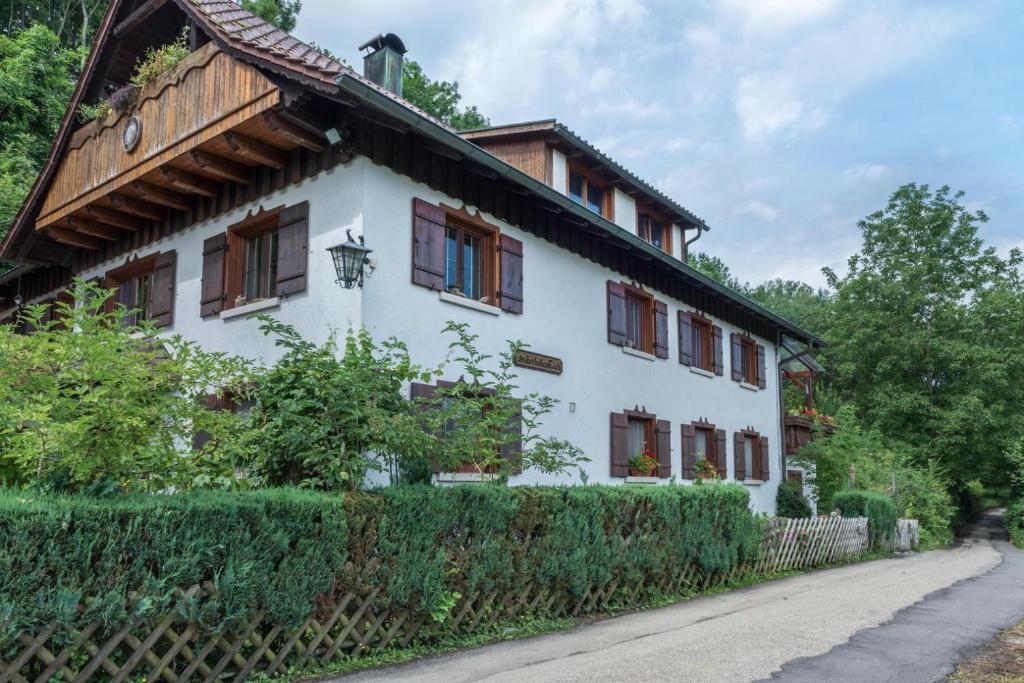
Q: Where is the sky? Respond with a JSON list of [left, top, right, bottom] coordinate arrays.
[[296, 0, 1024, 288]]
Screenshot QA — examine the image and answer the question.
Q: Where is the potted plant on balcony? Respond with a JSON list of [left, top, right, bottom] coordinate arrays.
[[628, 449, 658, 477]]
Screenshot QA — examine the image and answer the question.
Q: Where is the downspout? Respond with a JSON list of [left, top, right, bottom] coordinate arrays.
[[683, 224, 704, 263]]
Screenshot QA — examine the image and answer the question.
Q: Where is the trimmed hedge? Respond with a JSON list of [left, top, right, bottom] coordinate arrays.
[[1007, 500, 1024, 548], [776, 481, 812, 518], [833, 490, 898, 546], [0, 484, 762, 648]]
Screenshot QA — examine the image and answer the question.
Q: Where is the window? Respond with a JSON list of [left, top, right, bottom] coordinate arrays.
[[638, 213, 671, 253], [201, 202, 308, 318], [624, 289, 651, 352], [739, 337, 757, 384], [730, 333, 764, 387], [244, 230, 279, 302], [103, 250, 176, 328], [743, 435, 755, 479], [610, 409, 670, 478], [627, 415, 655, 460], [567, 166, 611, 218], [691, 315, 713, 371], [444, 219, 494, 302], [412, 199, 526, 313], [681, 419, 724, 479], [734, 428, 768, 481]]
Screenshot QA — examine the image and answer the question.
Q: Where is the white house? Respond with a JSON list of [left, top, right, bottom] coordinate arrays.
[[0, 0, 822, 513]]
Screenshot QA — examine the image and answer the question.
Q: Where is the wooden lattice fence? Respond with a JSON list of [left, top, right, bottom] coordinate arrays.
[[0, 515, 912, 683]]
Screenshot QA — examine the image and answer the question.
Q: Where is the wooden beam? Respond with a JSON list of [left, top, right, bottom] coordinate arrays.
[[66, 218, 121, 241], [191, 150, 252, 184], [222, 131, 287, 169], [85, 206, 142, 231], [132, 181, 192, 211], [109, 194, 164, 221], [262, 111, 326, 151], [113, 0, 168, 38], [48, 227, 99, 250], [160, 167, 220, 197]]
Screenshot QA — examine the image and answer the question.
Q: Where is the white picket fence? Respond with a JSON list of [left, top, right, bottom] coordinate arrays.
[[751, 516, 919, 574]]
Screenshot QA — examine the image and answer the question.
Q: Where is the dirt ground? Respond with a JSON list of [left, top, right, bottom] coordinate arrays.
[[950, 620, 1024, 683]]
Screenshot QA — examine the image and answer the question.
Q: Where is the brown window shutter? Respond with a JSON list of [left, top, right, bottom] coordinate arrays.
[[200, 233, 228, 317], [101, 275, 117, 314], [610, 412, 629, 477], [654, 301, 669, 359], [500, 399, 524, 474], [678, 311, 693, 366], [498, 234, 524, 314], [712, 325, 724, 375], [410, 382, 442, 473], [730, 333, 743, 382], [607, 281, 627, 346], [412, 198, 446, 290], [656, 419, 672, 478], [734, 431, 745, 480], [759, 436, 770, 481], [714, 429, 727, 478], [757, 343, 767, 389], [148, 250, 176, 328], [276, 201, 309, 297], [680, 423, 696, 479]]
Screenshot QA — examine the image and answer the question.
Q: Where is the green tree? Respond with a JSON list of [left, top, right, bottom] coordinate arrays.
[[401, 59, 489, 131], [246, 317, 433, 490], [419, 322, 587, 480], [822, 184, 1024, 496], [0, 0, 108, 51], [0, 280, 254, 492], [689, 251, 746, 292], [240, 0, 301, 32], [748, 278, 832, 335], [0, 24, 78, 240]]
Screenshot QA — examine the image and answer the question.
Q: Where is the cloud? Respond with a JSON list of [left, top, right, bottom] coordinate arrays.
[[841, 163, 891, 184], [735, 199, 780, 222], [665, 137, 692, 152], [716, 0, 842, 31], [684, 4, 975, 142]]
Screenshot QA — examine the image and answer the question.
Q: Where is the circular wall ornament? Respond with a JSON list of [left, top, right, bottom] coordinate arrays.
[[122, 115, 142, 152]]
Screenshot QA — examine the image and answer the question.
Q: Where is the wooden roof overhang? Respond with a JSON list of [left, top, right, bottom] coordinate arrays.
[[461, 120, 708, 232], [34, 42, 326, 251]]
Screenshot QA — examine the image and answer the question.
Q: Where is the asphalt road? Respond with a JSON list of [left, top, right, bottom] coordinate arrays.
[[334, 511, 1024, 682]]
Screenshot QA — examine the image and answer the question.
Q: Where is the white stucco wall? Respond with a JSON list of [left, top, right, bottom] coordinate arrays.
[[613, 189, 636, 234], [550, 148, 567, 192], [77, 163, 366, 364], [68, 156, 784, 513], [358, 162, 784, 513]]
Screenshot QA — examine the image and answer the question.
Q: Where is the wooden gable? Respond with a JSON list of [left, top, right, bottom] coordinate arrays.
[[37, 42, 281, 232]]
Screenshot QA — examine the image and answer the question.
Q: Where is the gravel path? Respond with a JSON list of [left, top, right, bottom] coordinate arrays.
[[333, 519, 1005, 683]]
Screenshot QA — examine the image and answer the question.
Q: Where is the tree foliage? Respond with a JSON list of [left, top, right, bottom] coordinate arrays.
[[0, 280, 254, 492], [239, 0, 301, 33], [0, 23, 78, 241], [822, 184, 1024, 496], [0, 0, 107, 52], [401, 59, 489, 131]]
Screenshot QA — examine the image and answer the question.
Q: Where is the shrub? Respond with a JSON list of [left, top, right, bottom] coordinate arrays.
[[0, 484, 762, 648], [0, 488, 348, 648], [776, 481, 812, 518], [794, 408, 956, 547], [833, 490, 898, 547], [129, 27, 190, 89], [1007, 501, 1024, 549], [0, 280, 254, 492]]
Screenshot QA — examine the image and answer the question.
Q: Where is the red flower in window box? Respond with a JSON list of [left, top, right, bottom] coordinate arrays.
[[695, 458, 718, 480], [628, 449, 659, 477]]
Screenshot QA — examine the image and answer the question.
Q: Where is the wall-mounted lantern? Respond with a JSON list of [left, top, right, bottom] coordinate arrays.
[[327, 230, 374, 289]]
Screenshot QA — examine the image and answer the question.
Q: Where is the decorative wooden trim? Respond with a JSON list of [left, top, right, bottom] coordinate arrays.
[[106, 251, 159, 282]]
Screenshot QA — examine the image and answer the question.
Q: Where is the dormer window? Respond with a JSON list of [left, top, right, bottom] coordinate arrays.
[[567, 166, 611, 218], [638, 213, 671, 254]]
